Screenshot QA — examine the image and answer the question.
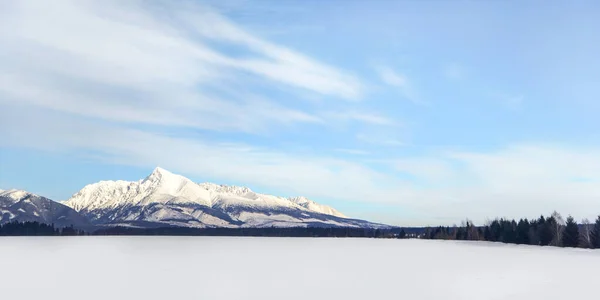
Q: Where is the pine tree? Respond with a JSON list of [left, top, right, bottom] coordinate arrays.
[[499, 219, 517, 244], [538, 216, 553, 246], [528, 219, 540, 245], [562, 216, 579, 248], [483, 226, 492, 241], [516, 219, 530, 245], [591, 216, 600, 249], [399, 229, 406, 239]]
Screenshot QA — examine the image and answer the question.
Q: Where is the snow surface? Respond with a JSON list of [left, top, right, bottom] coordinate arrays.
[[0, 238, 598, 300], [62, 167, 356, 227]]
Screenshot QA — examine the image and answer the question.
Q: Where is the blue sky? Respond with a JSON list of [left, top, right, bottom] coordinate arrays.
[[1, 0, 599, 226]]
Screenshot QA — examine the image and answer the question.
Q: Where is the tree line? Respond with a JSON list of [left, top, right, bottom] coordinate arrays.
[[93, 226, 411, 238], [0, 221, 416, 238], [3, 212, 600, 249], [0, 221, 86, 236], [0, 221, 417, 238], [423, 212, 600, 249]]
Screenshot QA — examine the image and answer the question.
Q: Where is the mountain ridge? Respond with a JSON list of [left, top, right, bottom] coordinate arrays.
[[64, 167, 348, 216], [2, 167, 388, 229], [0, 189, 91, 229]]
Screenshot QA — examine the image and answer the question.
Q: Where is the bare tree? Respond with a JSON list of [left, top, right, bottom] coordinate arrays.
[[463, 219, 480, 241], [550, 211, 565, 247], [580, 218, 592, 248]]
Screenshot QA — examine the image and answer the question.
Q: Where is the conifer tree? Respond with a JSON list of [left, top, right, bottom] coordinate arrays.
[[399, 229, 406, 239], [562, 216, 579, 248], [483, 226, 492, 241], [538, 216, 553, 246], [591, 216, 600, 249], [516, 219, 530, 245]]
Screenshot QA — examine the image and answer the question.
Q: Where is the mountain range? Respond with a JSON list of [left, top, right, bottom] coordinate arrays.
[[1, 167, 387, 229]]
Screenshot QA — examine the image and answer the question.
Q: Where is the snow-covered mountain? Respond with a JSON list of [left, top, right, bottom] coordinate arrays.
[[63, 167, 385, 228], [0, 189, 91, 228]]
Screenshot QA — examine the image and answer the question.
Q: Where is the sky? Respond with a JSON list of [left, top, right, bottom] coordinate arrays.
[[1, 0, 599, 226]]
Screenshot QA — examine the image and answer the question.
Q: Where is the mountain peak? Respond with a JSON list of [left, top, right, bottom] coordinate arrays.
[[144, 167, 180, 183], [1, 189, 41, 208], [151, 166, 171, 176], [0, 189, 34, 201]]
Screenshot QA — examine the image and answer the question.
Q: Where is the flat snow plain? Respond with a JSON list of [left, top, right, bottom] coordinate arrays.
[[1, 237, 599, 300]]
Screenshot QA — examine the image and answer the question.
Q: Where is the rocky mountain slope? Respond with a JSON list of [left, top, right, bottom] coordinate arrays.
[[0, 189, 91, 228]]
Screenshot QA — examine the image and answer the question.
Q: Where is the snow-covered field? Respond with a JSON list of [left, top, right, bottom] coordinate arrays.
[[1, 237, 598, 300]]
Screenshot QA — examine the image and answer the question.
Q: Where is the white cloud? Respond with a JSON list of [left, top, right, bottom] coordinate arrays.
[[0, 109, 395, 204], [376, 66, 423, 105], [0, 0, 362, 134], [0, 73, 322, 133], [389, 145, 600, 225], [447, 145, 600, 189], [159, 2, 364, 99]]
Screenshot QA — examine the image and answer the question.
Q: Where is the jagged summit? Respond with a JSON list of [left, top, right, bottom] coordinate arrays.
[[143, 167, 188, 187], [61, 167, 369, 228], [141, 167, 202, 197], [65, 167, 213, 213], [145, 167, 176, 181], [153, 166, 169, 174], [145, 168, 254, 196], [199, 182, 254, 196]]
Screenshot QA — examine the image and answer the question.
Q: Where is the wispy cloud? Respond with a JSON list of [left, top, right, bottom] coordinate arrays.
[[375, 66, 424, 105], [178, 5, 364, 99], [0, 0, 362, 135], [0, 110, 396, 204]]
